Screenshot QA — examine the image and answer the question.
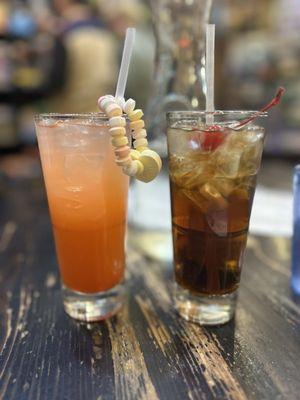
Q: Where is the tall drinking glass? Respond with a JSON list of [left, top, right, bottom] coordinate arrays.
[[35, 114, 129, 321], [167, 111, 266, 325]]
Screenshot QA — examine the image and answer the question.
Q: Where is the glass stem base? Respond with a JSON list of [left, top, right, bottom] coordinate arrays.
[[174, 284, 237, 326], [62, 283, 125, 322]]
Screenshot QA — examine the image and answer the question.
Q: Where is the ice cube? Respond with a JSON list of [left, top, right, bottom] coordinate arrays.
[[235, 175, 256, 195], [225, 131, 244, 150], [168, 128, 213, 156], [230, 188, 249, 202], [212, 178, 234, 198], [64, 153, 103, 183], [182, 189, 210, 213], [215, 149, 242, 178], [239, 141, 263, 176], [55, 122, 92, 149], [183, 165, 211, 190], [169, 155, 189, 185], [82, 154, 104, 169], [206, 209, 228, 236], [170, 153, 212, 191], [167, 128, 190, 155], [188, 131, 204, 152], [228, 128, 262, 147], [169, 154, 184, 171], [199, 183, 228, 210], [238, 129, 263, 145], [59, 133, 88, 149]]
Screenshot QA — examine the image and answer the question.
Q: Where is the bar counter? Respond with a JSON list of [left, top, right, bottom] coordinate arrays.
[[0, 161, 299, 400]]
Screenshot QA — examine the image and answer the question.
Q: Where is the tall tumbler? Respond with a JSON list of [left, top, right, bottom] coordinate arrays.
[[36, 113, 129, 322], [167, 110, 266, 325]]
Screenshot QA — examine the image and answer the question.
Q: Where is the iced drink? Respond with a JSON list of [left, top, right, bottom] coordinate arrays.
[[35, 114, 129, 321], [167, 111, 265, 325]]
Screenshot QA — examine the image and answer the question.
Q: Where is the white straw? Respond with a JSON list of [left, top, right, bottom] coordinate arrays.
[[115, 27, 136, 99], [205, 24, 215, 125]]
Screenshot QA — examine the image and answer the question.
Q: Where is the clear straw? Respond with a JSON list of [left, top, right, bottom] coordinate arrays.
[[115, 27, 136, 100], [205, 24, 215, 125]]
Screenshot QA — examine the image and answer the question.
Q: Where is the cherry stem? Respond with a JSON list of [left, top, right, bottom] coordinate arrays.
[[234, 87, 286, 129]]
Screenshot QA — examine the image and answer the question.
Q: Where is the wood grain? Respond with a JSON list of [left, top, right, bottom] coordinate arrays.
[[0, 176, 299, 400]]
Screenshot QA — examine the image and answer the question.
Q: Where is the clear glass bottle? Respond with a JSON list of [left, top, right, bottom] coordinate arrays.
[[128, 0, 212, 261], [147, 0, 212, 151]]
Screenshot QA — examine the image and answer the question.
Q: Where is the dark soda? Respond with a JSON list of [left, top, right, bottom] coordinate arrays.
[[168, 125, 263, 296]]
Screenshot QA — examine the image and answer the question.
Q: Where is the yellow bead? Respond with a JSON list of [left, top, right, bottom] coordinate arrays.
[[109, 126, 126, 137], [132, 129, 147, 139], [130, 119, 145, 131], [98, 95, 114, 110], [123, 160, 144, 177], [136, 146, 148, 152], [128, 109, 144, 121], [124, 98, 136, 114], [111, 136, 129, 147], [109, 116, 126, 127], [135, 149, 162, 183], [133, 138, 148, 149], [135, 160, 144, 174], [106, 103, 122, 117], [130, 149, 141, 161], [116, 156, 132, 166]]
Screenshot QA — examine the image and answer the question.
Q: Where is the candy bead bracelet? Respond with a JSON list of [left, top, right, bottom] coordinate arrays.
[[98, 95, 162, 183]]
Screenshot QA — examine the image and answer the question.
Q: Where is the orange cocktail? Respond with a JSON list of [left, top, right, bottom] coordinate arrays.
[[35, 113, 129, 321]]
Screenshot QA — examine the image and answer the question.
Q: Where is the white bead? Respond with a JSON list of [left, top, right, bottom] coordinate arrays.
[[133, 138, 148, 149], [98, 95, 115, 110], [123, 160, 143, 176], [109, 116, 126, 127], [116, 156, 132, 166], [115, 96, 125, 110], [128, 109, 143, 121], [109, 126, 126, 137], [130, 149, 141, 161], [111, 136, 129, 147], [123, 162, 137, 176], [124, 98, 136, 114], [105, 103, 122, 117], [132, 129, 147, 139], [130, 119, 145, 131]]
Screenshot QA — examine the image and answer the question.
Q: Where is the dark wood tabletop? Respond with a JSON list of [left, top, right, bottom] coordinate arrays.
[[0, 172, 299, 400]]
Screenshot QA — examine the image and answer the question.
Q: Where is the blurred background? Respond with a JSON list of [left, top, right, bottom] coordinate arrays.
[[0, 0, 298, 152], [0, 0, 298, 258]]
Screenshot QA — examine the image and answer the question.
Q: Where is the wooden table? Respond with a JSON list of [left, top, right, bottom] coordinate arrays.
[[0, 175, 299, 400]]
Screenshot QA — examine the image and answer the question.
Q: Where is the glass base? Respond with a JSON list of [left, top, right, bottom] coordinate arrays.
[[174, 284, 237, 326], [62, 283, 125, 322]]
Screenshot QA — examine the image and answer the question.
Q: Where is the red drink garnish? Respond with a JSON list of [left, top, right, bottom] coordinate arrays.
[[235, 87, 286, 129], [189, 87, 285, 151], [191, 125, 227, 151], [202, 126, 226, 151]]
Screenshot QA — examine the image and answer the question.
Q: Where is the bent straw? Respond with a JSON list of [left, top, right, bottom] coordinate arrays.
[[205, 24, 215, 125], [115, 27, 136, 100]]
